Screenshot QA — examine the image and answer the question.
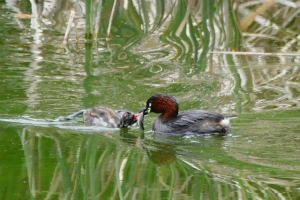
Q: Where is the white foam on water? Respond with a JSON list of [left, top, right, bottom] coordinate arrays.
[[0, 117, 119, 132]]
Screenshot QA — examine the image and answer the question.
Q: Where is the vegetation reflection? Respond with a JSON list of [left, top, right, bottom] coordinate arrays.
[[18, 125, 300, 199]]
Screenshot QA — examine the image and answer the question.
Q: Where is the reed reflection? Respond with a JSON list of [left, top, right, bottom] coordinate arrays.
[[16, 126, 300, 199]]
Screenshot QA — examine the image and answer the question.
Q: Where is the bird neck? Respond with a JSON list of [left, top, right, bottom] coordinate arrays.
[[160, 106, 178, 119]]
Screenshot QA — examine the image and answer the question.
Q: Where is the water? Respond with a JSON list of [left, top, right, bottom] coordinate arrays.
[[0, 1, 300, 199]]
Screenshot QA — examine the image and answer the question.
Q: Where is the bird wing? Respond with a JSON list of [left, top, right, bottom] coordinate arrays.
[[170, 110, 224, 132]]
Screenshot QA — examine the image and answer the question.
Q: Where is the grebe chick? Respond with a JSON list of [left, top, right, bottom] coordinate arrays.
[[61, 106, 139, 128], [140, 94, 234, 135]]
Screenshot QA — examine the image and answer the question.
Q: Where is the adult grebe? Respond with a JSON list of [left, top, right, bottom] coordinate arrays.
[[140, 94, 233, 135]]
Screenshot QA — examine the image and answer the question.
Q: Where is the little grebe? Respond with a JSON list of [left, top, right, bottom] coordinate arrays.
[[140, 94, 233, 135], [61, 106, 139, 128]]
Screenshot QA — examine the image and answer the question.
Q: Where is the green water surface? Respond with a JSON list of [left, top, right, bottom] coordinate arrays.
[[0, 1, 299, 199]]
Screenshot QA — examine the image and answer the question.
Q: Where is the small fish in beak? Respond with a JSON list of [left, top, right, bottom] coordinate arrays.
[[137, 107, 150, 131], [137, 111, 145, 130]]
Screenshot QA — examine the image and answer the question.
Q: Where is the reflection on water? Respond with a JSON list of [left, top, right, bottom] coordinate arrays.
[[0, 0, 299, 199], [0, 120, 299, 199]]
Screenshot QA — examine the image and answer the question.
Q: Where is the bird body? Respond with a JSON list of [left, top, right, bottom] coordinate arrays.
[[62, 106, 138, 128], [152, 110, 230, 135], [141, 94, 233, 135]]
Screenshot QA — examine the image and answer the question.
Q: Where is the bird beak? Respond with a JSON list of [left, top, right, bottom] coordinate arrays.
[[140, 107, 150, 116]]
